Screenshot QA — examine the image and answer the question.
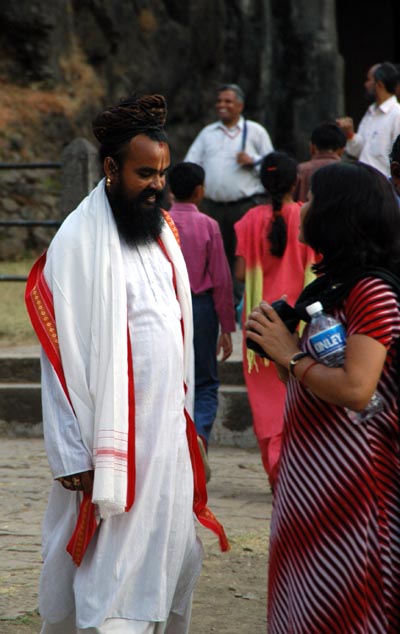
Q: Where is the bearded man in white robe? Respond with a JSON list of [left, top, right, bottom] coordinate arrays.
[[26, 94, 228, 634]]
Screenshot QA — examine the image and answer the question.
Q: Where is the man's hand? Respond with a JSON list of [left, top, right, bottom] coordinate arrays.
[[57, 470, 94, 493], [336, 117, 354, 140], [236, 151, 255, 167], [217, 332, 233, 362]]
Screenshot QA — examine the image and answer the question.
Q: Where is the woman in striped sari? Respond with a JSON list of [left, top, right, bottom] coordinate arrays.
[[246, 161, 400, 633]]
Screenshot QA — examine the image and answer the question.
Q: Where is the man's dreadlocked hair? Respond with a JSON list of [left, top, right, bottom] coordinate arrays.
[[92, 93, 168, 167]]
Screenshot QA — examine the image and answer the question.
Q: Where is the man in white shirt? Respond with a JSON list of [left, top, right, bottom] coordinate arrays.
[[184, 84, 273, 300], [26, 94, 228, 634], [337, 62, 400, 176]]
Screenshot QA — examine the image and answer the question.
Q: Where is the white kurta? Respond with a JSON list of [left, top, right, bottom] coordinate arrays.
[[39, 239, 203, 629]]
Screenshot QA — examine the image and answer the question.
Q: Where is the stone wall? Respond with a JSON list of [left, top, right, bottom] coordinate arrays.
[[0, 167, 61, 259]]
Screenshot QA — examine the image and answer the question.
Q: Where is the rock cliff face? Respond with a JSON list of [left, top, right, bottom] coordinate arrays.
[[0, 0, 342, 160], [0, 0, 343, 256]]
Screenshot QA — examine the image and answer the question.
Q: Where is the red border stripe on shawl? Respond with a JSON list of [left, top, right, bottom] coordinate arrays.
[[65, 493, 98, 566], [26, 254, 137, 565], [25, 252, 71, 406], [125, 329, 136, 510], [185, 408, 229, 552], [159, 214, 229, 551], [25, 253, 97, 565], [163, 209, 181, 245]]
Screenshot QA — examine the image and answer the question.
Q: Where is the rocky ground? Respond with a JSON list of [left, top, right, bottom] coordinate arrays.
[[0, 437, 271, 633]]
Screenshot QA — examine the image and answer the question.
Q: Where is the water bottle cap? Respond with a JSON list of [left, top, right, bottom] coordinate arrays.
[[306, 301, 323, 316]]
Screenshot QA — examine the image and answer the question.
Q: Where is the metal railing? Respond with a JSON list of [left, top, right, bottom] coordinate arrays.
[[1, 162, 62, 282], [0, 162, 61, 170]]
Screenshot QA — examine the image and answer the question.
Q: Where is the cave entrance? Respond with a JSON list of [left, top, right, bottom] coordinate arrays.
[[335, 0, 400, 126]]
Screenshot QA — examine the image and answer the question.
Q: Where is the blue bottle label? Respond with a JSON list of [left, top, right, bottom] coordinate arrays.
[[309, 324, 346, 360]]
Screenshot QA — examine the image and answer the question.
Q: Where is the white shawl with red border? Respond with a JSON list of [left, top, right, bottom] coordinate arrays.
[[26, 179, 229, 565], [42, 179, 193, 516]]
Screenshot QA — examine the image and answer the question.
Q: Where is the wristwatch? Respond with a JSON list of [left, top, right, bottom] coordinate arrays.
[[288, 351, 310, 376]]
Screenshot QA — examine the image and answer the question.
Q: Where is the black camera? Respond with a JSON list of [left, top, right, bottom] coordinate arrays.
[[245, 299, 300, 359]]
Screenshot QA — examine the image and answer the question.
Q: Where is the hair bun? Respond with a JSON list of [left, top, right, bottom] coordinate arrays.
[[92, 94, 167, 146]]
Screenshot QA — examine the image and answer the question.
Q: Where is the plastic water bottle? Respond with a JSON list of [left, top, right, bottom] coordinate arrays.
[[306, 301, 346, 367], [305, 301, 383, 423]]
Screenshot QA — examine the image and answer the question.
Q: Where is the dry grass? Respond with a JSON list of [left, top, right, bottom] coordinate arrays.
[[0, 258, 38, 348], [0, 50, 104, 127], [0, 612, 42, 634], [0, 46, 105, 161]]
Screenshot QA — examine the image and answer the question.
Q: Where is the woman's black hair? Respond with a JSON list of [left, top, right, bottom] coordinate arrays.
[[260, 152, 298, 257], [303, 161, 400, 279]]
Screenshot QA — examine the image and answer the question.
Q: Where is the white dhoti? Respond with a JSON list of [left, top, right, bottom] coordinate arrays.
[[41, 594, 192, 633]]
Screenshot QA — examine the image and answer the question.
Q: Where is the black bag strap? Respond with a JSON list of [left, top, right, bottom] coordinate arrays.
[[241, 119, 264, 167], [241, 119, 247, 152], [295, 268, 400, 322]]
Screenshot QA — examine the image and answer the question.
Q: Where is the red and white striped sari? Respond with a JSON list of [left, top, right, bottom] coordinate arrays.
[[268, 277, 400, 633]]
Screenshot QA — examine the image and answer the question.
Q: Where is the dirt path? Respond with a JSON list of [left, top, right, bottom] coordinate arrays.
[[0, 439, 271, 633]]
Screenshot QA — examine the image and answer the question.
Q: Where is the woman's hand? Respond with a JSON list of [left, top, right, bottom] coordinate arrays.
[[245, 301, 300, 367], [275, 362, 290, 384]]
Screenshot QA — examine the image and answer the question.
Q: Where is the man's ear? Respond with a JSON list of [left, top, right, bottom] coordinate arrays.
[[193, 184, 205, 204], [374, 79, 385, 98], [104, 156, 119, 179]]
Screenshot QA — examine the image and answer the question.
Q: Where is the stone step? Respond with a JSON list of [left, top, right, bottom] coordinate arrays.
[[0, 383, 42, 424], [0, 355, 40, 383], [217, 359, 244, 385], [211, 384, 256, 448], [0, 342, 257, 448], [0, 382, 251, 427], [0, 354, 246, 385], [0, 381, 256, 447]]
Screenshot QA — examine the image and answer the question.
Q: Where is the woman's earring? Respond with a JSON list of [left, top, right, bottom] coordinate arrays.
[[106, 176, 112, 189]]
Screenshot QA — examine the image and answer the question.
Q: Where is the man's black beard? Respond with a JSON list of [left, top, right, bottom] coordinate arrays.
[[364, 89, 375, 105], [108, 183, 164, 246]]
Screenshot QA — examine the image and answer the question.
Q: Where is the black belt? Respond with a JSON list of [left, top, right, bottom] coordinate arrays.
[[204, 194, 264, 207]]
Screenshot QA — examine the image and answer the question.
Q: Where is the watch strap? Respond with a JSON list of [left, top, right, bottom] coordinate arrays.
[[289, 351, 310, 376]]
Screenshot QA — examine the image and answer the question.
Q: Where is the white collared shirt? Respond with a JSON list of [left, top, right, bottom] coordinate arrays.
[[184, 116, 274, 202], [346, 95, 400, 176]]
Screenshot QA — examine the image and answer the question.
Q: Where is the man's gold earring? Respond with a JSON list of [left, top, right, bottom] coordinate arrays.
[[106, 176, 112, 189]]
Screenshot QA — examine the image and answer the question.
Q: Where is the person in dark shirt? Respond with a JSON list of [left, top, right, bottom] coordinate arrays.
[[294, 121, 346, 201]]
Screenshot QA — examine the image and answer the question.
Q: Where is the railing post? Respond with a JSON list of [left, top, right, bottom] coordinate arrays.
[[60, 138, 101, 218]]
